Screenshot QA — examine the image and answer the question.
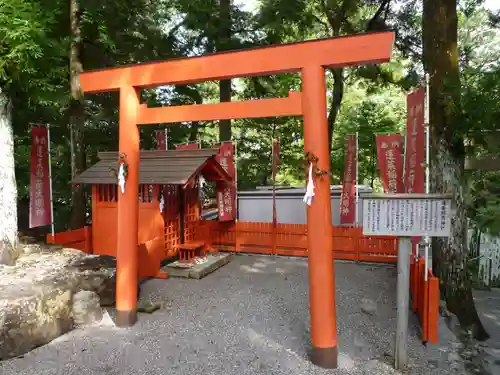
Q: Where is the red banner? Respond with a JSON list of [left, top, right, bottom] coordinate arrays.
[[216, 142, 235, 179], [406, 88, 426, 256], [176, 142, 199, 150], [216, 142, 235, 222], [340, 135, 357, 225], [29, 127, 52, 228], [376, 134, 405, 193], [155, 130, 167, 150], [405, 88, 425, 194], [272, 139, 280, 228]]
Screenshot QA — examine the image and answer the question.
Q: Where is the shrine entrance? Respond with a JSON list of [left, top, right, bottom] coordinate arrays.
[[79, 31, 395, 369]]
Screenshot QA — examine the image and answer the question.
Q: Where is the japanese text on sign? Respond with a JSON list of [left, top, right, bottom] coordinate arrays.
[[362, 196, 451, 237]]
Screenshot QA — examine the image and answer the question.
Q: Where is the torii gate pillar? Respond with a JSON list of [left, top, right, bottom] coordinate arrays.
[[302, 65, 338, 368]]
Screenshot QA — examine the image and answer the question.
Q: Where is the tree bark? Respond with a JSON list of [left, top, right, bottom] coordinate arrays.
[[218, 0, 232, 142], [0, 89, 19, 265], [423, 0, 488, 340], [327, 68, 344, 154], [69, 0, 87, 229], [189, 121, 200, 142], [189, 94, 203, 143]]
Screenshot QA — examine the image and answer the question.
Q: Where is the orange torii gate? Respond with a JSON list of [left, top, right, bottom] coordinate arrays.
[[79, 31, 394, 369]]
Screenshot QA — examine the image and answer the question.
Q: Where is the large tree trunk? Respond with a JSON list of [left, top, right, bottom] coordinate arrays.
[[423, 0, 488, 340], [189, 94, 203, 143], [0, 90, 19, 265], [69, 0, 87, 229], [327, 68, 344, 153], [218, 0, 231, 142]]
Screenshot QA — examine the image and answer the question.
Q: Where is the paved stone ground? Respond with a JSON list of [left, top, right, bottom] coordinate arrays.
[[0, 255, 464, 375]]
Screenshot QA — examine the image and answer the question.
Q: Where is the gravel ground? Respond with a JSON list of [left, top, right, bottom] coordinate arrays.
[[0, 254, 461, 375]]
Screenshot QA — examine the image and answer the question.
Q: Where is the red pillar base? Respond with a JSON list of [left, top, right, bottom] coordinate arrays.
[[310, 345, 338, 369], [115, 309, 137, 327]]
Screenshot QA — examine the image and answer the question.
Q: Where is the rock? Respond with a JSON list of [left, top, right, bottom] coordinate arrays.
[[69, 255, 117, 306], [0, 287, 74, 360], [72, 291, 103, 326], [137, 300, 162, 314], [0, 245, 135, 360], [448, 351, 461, 362], [69, 255, 141, 306], [439, 300, 451, 317], [0, 241, 21, 266], [360, 298, 377, 315]]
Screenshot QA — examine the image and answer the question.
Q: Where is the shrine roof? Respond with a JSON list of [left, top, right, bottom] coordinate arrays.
[[72, 148, 232, 186]]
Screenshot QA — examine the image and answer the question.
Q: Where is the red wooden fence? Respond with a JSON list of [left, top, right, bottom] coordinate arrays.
[[196, 220, 399, 263], [410, 257, 439, 344], [46, 226, 92, 254]]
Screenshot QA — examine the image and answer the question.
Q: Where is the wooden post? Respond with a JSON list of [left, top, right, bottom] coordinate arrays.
[[395, 236, 411, 370], [115, 85, 140, 327], [302, 65, 338, 369]]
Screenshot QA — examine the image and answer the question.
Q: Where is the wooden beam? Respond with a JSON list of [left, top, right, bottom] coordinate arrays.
[[137, 91, 303, 124], [80, 31, 395, 93]]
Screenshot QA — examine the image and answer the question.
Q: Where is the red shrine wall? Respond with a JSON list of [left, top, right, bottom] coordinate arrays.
[[90, 183, 201, 279]]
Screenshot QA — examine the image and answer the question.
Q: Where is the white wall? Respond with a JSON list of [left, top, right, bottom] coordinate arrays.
[[237, 186, 371, 225]]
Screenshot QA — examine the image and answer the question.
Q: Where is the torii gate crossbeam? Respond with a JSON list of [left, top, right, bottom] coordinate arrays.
[[79, 31, 394, 369]]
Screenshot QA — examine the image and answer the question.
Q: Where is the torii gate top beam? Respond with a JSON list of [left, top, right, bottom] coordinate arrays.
[[80, 31, 394, 93]]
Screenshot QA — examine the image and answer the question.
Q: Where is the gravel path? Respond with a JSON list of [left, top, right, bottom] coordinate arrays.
[[0, 255, 458, 375]]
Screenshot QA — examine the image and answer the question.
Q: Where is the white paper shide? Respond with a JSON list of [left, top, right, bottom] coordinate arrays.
[[303, 163, 315, 206], [118, 163, 126, 194]]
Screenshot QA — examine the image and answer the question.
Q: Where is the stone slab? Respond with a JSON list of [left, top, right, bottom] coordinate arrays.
[[163, 253, 232, 279]]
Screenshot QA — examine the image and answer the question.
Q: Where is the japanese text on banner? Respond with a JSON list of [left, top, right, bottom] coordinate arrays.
[[405, 88, 426, 253], [340, 135, 357, 225], [29, 127, 52, 228], [376, 134, 405, 193], [216, 142, 236, 221], [404, 87, 425, 194]]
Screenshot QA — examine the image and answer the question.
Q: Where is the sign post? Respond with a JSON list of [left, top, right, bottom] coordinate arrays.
[[362, 193, 452, 370]]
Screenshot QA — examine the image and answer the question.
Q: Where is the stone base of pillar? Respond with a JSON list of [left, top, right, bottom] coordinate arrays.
[[309, 345, 338, 369], [115, 309, 137, 327]]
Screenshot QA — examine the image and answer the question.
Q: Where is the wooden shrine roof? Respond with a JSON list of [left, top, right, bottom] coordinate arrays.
[[72, 148, 232, 186]]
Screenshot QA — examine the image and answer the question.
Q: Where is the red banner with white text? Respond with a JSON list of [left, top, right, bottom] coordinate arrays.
[[176, 142, 199, 150], [155, 130, 167, 150], [29, 127, 52, 228], [216, 142, 236, 222], [405, 88, 426, 194], [405, 88, 426, 256], [376, 134, 405, 193], [340, 135, 357, 225]]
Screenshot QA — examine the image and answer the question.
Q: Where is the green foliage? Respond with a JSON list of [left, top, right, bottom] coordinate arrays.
[[1, 0, 498, 235], [0, 0, 56, 84], [331, 82, 406, 187]]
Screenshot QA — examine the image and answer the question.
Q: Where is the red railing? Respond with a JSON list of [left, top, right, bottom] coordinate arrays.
[[410, 257, 439, 344], [196, 220, 398, 263], [46, 226, 92, 254]]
